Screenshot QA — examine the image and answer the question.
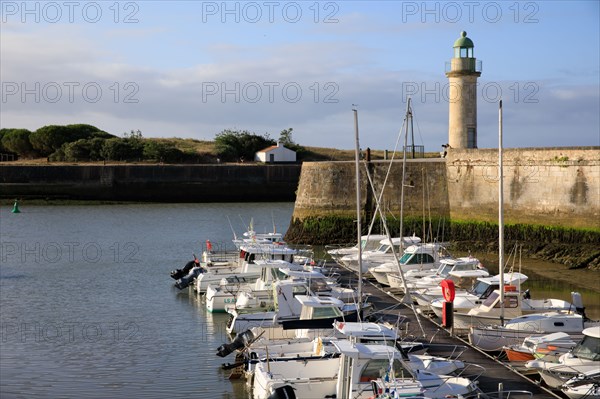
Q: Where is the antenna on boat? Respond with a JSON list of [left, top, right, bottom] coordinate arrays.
[[353, 105, 363, 317], [499, 99, 505, 326]]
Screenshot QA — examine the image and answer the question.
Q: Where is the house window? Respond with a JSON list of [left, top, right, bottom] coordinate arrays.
[[269, 154, 275, 163]]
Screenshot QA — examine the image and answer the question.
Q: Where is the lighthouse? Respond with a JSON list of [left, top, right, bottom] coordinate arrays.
[[446, 31, 481, 149]]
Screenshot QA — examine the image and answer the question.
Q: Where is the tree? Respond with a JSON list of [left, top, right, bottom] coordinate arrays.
[[214, 129, 275, 162], [1, 129, 36, 157], [0, 129, 11, 153], [277, 127, 306, 158], [278, 128, 295, 147], [30, 124, 113, 156]]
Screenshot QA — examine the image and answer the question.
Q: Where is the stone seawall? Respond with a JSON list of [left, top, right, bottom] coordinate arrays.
[[286, 147, 600, 268], [447, 148, 599, 229], [0, 164, 302, 202]]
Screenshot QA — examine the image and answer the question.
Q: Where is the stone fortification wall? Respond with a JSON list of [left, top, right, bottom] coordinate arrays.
[[0, 164, 301, 202], [446, 147, 599, 229], [292, 147, 599, 231], [292, 159, 450, 221]]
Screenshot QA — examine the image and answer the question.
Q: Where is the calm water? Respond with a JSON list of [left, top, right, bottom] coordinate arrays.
[[0, 203, 294, 399], [1, 203, 598, 399]]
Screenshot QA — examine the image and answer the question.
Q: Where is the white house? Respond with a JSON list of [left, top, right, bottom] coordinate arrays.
[[254, 142, 296, 163]]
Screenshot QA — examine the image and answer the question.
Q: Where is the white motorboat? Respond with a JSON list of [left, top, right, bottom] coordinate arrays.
[[205, 259, 300, 313], [468, 310, 596, 352], [430, 272, 529, 319], [195, 242, 297, 294], [327, 234, 388, 266], [232, 230, 286, 249], [450, 285, 576, 331], [502, 331, 578, 363], [368, 243, 452, 286], [236, 320, 465, 386], [339, 236, 421, 273], [411, 269, 491, 310], [560, 369, 600, 399], [226, 284, 363, 335], [387, 256, 485, 292], [251, 339, 478, 399], [525, 326, 600, 388]]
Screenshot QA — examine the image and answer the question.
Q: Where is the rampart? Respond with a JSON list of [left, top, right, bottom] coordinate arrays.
[[0, 164, 302, 202], [291, 147, 599, 231]]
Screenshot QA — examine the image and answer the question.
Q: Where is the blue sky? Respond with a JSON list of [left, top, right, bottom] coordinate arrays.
[[1, 1, 599, 150]]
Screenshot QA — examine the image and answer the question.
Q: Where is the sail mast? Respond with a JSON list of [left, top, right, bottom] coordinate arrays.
[[353, 106, 363, 315], [498, 99, 505, 325]]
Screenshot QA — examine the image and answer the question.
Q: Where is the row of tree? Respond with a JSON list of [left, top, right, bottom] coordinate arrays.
[[0, 125, 304, 163]]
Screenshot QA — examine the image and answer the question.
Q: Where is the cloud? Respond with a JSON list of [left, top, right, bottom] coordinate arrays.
[[1, 19, 598, 151]]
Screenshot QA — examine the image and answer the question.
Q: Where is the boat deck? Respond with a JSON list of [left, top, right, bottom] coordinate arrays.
[[331, 262, 565, 399]]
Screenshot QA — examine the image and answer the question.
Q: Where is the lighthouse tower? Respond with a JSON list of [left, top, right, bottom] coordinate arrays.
[[446, 31, 481, 149]]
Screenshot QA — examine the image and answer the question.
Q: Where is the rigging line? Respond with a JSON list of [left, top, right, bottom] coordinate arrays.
[[425, 167, 434, 242], [362, 152, 426, 338], [422, 167, 426, 241], [412, 106, 426, 148], [364, 114, 409, 237], [226, 215, 238, 241]]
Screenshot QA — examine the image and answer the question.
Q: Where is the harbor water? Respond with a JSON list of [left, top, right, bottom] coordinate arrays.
[[1, 203, 598, 398]]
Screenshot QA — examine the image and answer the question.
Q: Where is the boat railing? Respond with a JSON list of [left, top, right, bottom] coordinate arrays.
[[465, 390, 533, 398], [455, 362, 486, 381]]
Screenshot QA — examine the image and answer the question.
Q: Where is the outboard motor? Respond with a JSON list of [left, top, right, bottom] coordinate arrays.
[[571, 292, 588, 320], [216, 329, 257, 358], [267, 386, 296, 399], [170, 255, 199, 280], [174, 266, 203, 290]]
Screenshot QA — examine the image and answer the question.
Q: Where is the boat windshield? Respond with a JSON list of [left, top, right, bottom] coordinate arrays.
[[482, 291, 499, 307], [360, 358, 412, 382], [470, 281, 492, 297], [439, 264, 453, 277], [375, 244, 390, 253], [401, 253, 435, 265], [399, 252, 412, 263], [572, 335, 600, 361]]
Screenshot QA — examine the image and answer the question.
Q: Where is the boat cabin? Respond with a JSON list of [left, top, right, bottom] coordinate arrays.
[[468, 272, 528, 300], [398, 243, 450, 266], [571, 326, 600, 361], [238, 243, 297, 268]]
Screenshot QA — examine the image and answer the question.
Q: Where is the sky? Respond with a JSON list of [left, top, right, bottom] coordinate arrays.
[[1, 0, 599, 151]]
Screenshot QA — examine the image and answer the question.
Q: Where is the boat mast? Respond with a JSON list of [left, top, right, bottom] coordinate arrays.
[[498, 99, 505, 326], [399, 98, 410, 255], [353, 106, 363, 315]]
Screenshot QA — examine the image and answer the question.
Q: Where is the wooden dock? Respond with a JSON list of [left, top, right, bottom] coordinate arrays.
[[331, 262, 565, 399]]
